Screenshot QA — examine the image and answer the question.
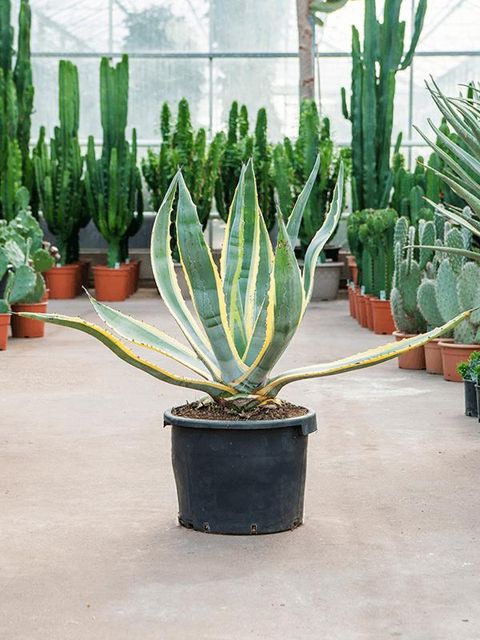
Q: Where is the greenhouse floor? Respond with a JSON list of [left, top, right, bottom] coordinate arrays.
[[2, 291, 480, 640]]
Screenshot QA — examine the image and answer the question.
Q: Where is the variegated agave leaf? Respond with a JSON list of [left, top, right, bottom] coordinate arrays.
[[19, 156, 470, 407]]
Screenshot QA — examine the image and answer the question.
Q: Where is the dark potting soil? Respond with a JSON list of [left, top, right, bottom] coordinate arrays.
[[172, 401, 309, 422]]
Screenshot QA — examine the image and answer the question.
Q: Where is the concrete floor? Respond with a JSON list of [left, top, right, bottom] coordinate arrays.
[[1, 292, 480, 640]]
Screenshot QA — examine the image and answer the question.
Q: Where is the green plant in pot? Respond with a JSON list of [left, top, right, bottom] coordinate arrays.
[[34, 60, 87, 299], [20, 158, 470, 534], [457, 351, 480, 418], [358, 208, 397, 334], [0, 195, 55, 338], [84, 55, 143, 302]]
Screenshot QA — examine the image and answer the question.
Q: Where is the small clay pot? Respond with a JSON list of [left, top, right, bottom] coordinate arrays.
[[11, 301, 48, 338], [371, 298, 395, 335], [122, 263, 136, 296], [393, 331, 426, 370], [0, 312, 10, 350], [424, 338, 453, 375], [93, 265, 130, 302], [357, 295, 368, 328], [348, 287, 356, 318], [440, 342, 480, 383], [365, 296, 375, 331], [44, 264, 80, 299], [347, 255, 358, 285], [72, 260, 91, 294]]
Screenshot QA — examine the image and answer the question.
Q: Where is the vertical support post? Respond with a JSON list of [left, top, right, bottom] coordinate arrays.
[[407, 0, 416, 170]]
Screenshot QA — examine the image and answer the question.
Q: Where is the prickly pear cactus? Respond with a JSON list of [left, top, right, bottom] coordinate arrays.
[[390, 217, 426, 334]]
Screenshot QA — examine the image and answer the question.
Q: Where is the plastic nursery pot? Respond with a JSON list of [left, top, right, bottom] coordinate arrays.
[[424, 338, 453, 375], [440, 342, 480, 383], [357, 295, 368, 328], [44, 263, 80, 299], [347, 255, 358, 285], [93, 265, 130, 302], [476, 385, 480, 423], [464, 380, 478, 418], [393, 331, 426, 370], [72, 260, 91, 295], [371, 298, 395, 335], [164, 410, 317, 535], [365, 296, 375, 331], [130, 259, 141, 292], [11, 301, 48, 338], [0, 313, 10, 350], [122, 263, 136, 297]]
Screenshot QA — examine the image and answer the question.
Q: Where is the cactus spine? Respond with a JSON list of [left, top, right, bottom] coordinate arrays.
[[0, 0, 34, 221], [84, 55, 143, 267], [341, 0, 427, 211], [34, 60, 86, 265]]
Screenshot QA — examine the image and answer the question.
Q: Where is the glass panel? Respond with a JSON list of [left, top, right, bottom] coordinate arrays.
[[411, 55, 480, 143], [418, 0, 479, 52], [212, 58, 298, 141]]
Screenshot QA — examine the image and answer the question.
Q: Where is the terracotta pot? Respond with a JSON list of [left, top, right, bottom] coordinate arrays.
[[131, 259, 141, 292], [371, 298, 395, 335], [440, 342, 480, 382], [122, 263, 136, 296], [424, 338, 453, 375], [11, 301, 48, 338], [72, 260, 91, 294], [357, 295, 368, 328], [393, 331, 426, 370], [0, 312, 10, 350], [353, 289, 360, 321], [365, 296, 375, 331], [93, 265, 130, 302], [347, 255, 358, 285], [44, 264, 80, 299], [348, 287, 355, 318], [41, 288, 49, 302]]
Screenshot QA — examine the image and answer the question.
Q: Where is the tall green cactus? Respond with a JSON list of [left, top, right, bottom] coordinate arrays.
[[341, 0, 427, 211], [34, 60, 87, 265], [358, 208, 397, 299], [84, 55, 143, 267], [0, 0, 34, 221]]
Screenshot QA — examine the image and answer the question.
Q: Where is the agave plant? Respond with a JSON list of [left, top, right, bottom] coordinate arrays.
[[20, 158, 470, 409]]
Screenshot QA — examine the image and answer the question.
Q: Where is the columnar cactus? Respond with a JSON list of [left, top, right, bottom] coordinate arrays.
[[358, 208, 397, 298], [273, 99, 343, 256], [0, 0, 34, 221], [390, 217, 426, 334], [341, 0, 427, 211], [84, 55, 143, 267], [34, 60, 86, 265]]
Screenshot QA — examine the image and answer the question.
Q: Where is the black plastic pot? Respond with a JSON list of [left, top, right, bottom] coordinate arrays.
[[164, 409, 317, 535], [475, 384, 480, 421], [465, 380, 478, 417]]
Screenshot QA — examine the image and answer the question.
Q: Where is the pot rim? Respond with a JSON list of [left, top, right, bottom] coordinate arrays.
[[164, 408, 317, 435], [11, 301, 48, 310], [438, 341, 480, 350]]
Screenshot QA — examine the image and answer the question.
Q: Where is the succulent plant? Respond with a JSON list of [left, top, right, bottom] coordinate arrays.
[[458, 351, 480, 382], [19, 158, 470, 409], [390, 217, 427, 334], [358, 208, 397, 299], [34, 60, 86, 265]]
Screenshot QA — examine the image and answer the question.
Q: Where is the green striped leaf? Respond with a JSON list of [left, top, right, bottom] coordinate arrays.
[[87, 292, 210, 378], [286, 154, 320, 249], [303, 162, 344, 305], [261, 308, 472, 397], [150, 174, 220, 379], [176, 173, 247, 382], [17, 313, 235, 397]]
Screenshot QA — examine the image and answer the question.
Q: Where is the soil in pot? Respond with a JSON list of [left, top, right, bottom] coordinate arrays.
[[424, 338, 453, 375], [0, 312, 10, 350], [165, 401, 316, 535], [393, 331, 426, 370], [11, 301, 48, 338], [464, 380, 478, 417], [441, 342, 480, 383], [44, 264, 80, 299], [93, 265, 130, 302], [371, 298, 395, 335]]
